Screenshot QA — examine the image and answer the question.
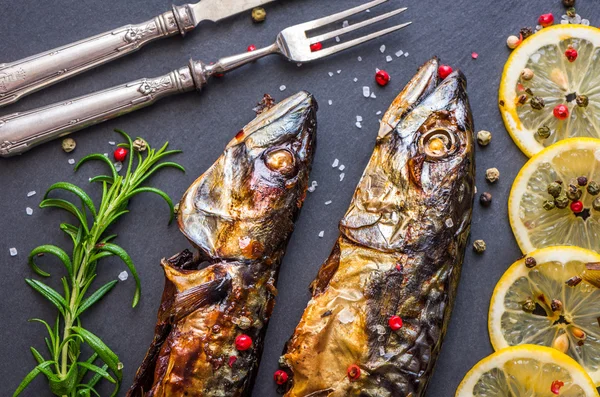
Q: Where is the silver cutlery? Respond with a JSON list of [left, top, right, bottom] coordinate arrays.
[[0, 0, 274, 108], [0, 0, 410, 157]]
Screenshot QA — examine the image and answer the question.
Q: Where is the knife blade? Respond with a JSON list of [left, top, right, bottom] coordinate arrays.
[[188, 0, 275, 23]]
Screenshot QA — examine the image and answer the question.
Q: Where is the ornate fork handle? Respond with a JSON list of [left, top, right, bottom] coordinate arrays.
[[0, 60, 209, 157], [0, 5, 195, 108]]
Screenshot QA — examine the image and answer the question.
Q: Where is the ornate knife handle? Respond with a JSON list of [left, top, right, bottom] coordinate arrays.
[[0, 60, 208, 157], [0, 5, 196, 108]]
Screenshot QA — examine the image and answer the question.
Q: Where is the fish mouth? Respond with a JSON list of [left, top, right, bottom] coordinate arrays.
[[339, 59, 474, 252], [178, 91, 317, 259]]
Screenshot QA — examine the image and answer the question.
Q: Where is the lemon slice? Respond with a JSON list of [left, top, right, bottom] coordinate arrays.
[[499, 25, 600, 157], [488, 246, 600, 385], [508, 138, 600, 253], [456, 345, 599, 396]]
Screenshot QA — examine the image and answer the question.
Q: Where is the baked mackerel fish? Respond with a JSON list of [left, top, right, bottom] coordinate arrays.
[[128, 91, 317, 397], [279, 58, 475, 397]]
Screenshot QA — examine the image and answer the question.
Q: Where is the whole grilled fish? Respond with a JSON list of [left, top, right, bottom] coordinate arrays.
[[279, 58, 474, 397], [128, 91, 317, 397]]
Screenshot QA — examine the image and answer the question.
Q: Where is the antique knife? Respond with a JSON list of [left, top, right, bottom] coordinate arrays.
[[0, 0, 274, 108]]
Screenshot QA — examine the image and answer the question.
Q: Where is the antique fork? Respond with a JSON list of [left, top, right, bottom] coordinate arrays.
[[0, 0, 410, 157]]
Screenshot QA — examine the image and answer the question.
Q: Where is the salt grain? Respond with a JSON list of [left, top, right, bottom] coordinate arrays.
[[338, 307, 355, 324], [318, 231, 324, 238], [356, 115, 363, 122], [332, 158, 339, 167], [27, 191, 36, 198], [380, 44, 386, 53], [386, 55, 393, 63], [445, 218, 454, 228], [362, 86, 370, 97], [353, 77, 358, 83], [9, 247, 17, 257], [328, 72, 334, 77], [328, 100, 333, 105], [114, 161, 123, 172], [342, 20, 349, 28], [335, 36, 340, 43], [404, 52, 409, 57], [325, 200, 332, 205], [297, 63, 302, 67], [26, 207, 33, 216], [108, 141, 116, 146], [103, 153, 109, 157], [582, 19, 590, 26], [355, 122, 362, 129], [340, 173, 345, 181], [339, 165, 345, 171], [68, 159, 75, 165], [118, 271, 128, 281], [357, 56, 362, 62], [370, 92, 377, 99], [395, 50, 404, 57], [337, 70, 341, 74], [376, 111, 382, 115], [279, 85, 286, 91]]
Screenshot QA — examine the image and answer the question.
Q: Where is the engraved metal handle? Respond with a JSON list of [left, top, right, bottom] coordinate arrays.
[[0, 6, 195, 108], [0, 61, 206, 157]]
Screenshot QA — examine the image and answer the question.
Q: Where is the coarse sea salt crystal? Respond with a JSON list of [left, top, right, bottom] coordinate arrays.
[[582, 19, 590, 26], [380, 44, 386, 53], [340, 173, 345, 181], [108, 141, 116, 146], [114, 161, 123, 172], [337, 70, 342, 74], [445, 218, 454, 228], [328, 72, 334, 77], [343, 20, 349, 28], [279, 85, 286, 91], [27, 191, 36, 197], [335, 36, 340, 43], [318, 231, 324, 238], [355, 122, 362, 129], [356, 115, 363, 122], [404, 52, 409, 57], [26, 207, 33, 216], [370, 92, 377, 99], [9, 247, 17, 257], [332, 158, 339, 167], [104, 153, 109, 157], [338, 307, 355, 324], [68, 159, 75, 165], [386, 55, 393, 63], [325, 200, 332, 205], [328, 100, 333, 105], [118, 271, 128, 281], [297, 63, 302, 67], [357, 56, 362, 62], [339, 165, 345, 171], [353, 77, 358, 83], [363, 86, 370, 97], [376, 111, 382, 115], [375, 324, 386, 335], [395, 50, 404, 57]]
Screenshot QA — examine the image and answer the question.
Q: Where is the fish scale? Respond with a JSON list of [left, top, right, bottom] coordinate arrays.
[[280, 58, 475, 397]]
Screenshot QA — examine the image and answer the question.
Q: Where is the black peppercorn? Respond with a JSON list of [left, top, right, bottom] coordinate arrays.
[[563, 0, 575, 7], [525, 257, 537, 268], [480, 192, 492, 207], [577, 176, 588, 186], [520, 27, 534, 40]]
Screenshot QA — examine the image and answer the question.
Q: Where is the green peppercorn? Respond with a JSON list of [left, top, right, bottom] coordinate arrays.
[[566, 184, 582, 201], [473, 239, 486, 254], [567, 7, 576, 18], [522, 299, 536, 313], [587, 181, 600, 195], [563, 0, 575, 7], [547, 182, 562, 198], [537, 125, 551, 139], [530, 96, 545, 110], [576, 95, 589, 108], [543, 200, 556, 211], [251, 7, 267, 23], [577, 176, 588, 186], [594, 197, 600, 211], [555, 194, 569, 209]]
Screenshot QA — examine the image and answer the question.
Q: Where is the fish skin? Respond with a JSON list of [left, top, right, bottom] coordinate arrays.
[[128, 91, 317, 397], [280, 59, 475, 397]]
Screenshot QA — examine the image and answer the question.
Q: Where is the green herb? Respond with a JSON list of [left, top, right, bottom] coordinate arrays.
[[14, 130, 184, 397]]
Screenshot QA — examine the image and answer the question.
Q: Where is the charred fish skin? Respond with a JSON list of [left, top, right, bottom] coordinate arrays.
[[280, 59, 474, 397], [128, 91, 317, 397]]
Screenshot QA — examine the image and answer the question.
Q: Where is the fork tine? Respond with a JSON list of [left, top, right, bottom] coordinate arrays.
[[299, 0, 390, 31], [310, 7, 407, 44], [310, 22, 412, 60]]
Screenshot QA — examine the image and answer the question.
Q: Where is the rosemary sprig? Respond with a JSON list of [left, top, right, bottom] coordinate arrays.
[[14, 130, 184, 397]]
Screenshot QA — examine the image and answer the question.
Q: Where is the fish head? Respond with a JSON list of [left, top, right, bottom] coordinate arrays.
[[340, 62, 475, 252], [178, 91, 317, 261]]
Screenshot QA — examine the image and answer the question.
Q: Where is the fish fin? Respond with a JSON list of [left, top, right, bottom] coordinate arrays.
[[160, 273, 232, 324], [309, 241, 341, 296]]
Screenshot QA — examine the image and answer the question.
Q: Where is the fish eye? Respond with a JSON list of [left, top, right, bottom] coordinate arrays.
[[265, 149, 296, 176], [419, 128, 457, 160]]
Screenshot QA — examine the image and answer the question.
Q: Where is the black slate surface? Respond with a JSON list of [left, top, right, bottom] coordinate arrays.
[[1, 1, 598, 396]]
